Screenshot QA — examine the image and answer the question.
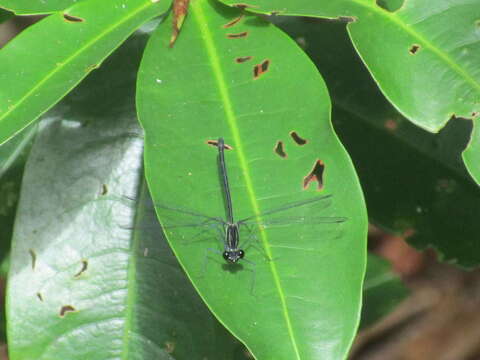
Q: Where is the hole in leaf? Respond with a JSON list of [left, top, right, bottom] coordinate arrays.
[[59, 305, 76, 317], [223, 15, 244, 28], [303, 160, 325, 191], [274, 141, 287, 158], [290, 131, 307, 145], [409, 44, 421, 55], [236, 56, 253, 63], [227, 32, 248, 39], [63, 13, 84, 23], [253, 59, 270, 80], [100, 184, 108, 195], [74, 260, 88, 278], [206, 139, 233, 150], [29, 249, 36, 270]]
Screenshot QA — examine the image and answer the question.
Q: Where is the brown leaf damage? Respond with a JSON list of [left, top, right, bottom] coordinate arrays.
[[253, 59, 270, 79], [170, 0, 191, 47]]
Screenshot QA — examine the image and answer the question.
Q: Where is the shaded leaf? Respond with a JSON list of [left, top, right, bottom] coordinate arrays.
[[219, 0, 480, 167], [7, 28, 238, 360], [360, 254, 408, 329], [279, 17, 480, 267], [137, 1, 367, 359], [0, 8, 12, 22]]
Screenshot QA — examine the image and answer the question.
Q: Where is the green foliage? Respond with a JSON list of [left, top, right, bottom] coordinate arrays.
[[6, 30, 243, 360], [0, 0, 169, 146], [137, 1, 367, 359], [218, 0, 480, 184], [279, 17, 480, 267], [0, 0, 478, 359], [361, 255, 408, 328], [0, 8, 12, 22]]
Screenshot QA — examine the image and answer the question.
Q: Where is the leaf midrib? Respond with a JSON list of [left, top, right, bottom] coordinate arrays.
[[191, 2, 301, 359]]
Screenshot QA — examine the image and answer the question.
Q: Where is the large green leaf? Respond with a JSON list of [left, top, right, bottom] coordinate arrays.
[[218, 0, 480, 129], [219, 0, 480, 183], [7, 28, 240, 360], [0, 0, 80, 14], [279, 17, 480, 267], [0, 0, 170, 146], [137, 1, 367, 359]]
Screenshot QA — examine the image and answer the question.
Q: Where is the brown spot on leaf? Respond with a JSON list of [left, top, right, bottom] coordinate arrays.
[[274, 141, 287, 158], [290, 131, 307, 145], [29, 249, 36, 270], [384, 119, 398, 131], [60, 305, 76, 317], [409, 44, 421, 54], [100, 184, 108, 195], [223, 15, 244, 28], [236, 56, 253, 63], [165, 341, 176, 354], [206, 139, 233, 150], [170, 0, 190, 47], [303, 160, 325, 191], [63, 13, 84, 22], [253, 59, 270, 79], [227, 31, 248, 39], [74, 260, 88, 278], [37, 293, 43, 302]]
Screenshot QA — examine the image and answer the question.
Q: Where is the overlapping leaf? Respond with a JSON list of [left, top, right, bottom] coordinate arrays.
[[0, 0, 169, 146], [219, 0, 480, 183], [0, 0, 80, 14], [280, 17, 480, 267], [7, 30, 240, 360], [361, 254, 408, 328], [137, 1, 367, 359]]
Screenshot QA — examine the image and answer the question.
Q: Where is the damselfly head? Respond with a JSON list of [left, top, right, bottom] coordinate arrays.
[[223, 249, 245, 263]]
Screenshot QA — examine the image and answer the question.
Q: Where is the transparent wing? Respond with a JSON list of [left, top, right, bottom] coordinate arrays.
[[241, 216, 347, 228], [238, 194, 345, 227], [152, 203, 226, 229], [119, 195, 225, 230]]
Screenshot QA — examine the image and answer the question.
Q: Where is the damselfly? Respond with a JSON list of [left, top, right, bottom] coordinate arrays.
[[140, 138, 347, 265]]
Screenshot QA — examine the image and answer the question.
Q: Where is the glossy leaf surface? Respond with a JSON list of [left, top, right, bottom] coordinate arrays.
[[0, 0, 169, 146], [7, 30, 239, 360], [220, 0, 480, 183], [0, 0, 80, 14], [137, 1, 367, 359], [218, 0, 480, 128], [280, 17, 480, 267]]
